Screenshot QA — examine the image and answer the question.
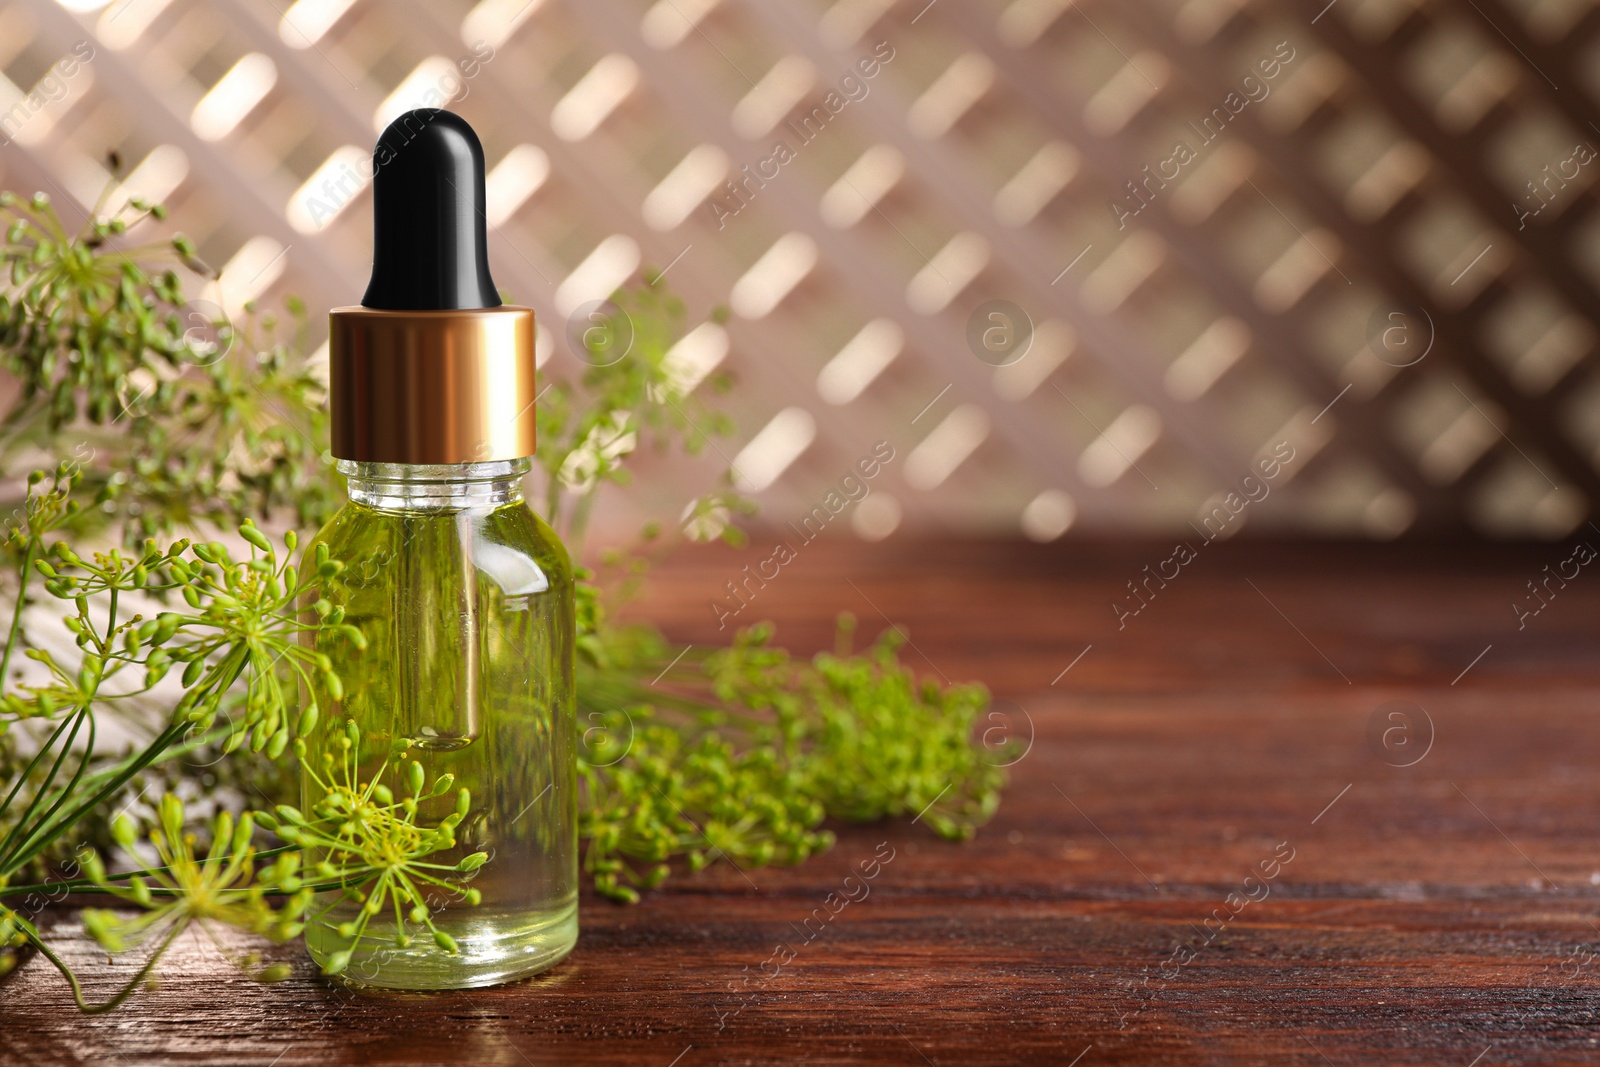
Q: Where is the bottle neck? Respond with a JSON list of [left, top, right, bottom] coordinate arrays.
[[338, 458, 530, 511]]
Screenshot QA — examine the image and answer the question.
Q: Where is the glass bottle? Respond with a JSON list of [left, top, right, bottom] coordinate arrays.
[[297, 108, 576, 988]]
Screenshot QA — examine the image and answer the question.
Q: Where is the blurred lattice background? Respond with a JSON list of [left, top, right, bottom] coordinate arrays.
[[1, 0, 1596, 540]]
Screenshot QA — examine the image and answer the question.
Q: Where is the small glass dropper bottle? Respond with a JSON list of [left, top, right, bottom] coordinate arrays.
[[298, 109, 577, 989]]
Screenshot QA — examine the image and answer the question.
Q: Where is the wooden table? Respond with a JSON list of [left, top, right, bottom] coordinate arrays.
[[4, 539, 1599, 1065]]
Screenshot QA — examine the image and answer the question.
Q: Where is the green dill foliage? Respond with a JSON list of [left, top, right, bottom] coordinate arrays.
[[0, 189, 178, 430], [0, 186, 334, 545], [0, 182, 1009, 1011], [0, 512, 340, 871], [576, 616, 1004, 902], [260, 720, 489, 974], [68, 797, 309, 1009], [113, 301, 336, 542], [711, 619, 1004, 836]]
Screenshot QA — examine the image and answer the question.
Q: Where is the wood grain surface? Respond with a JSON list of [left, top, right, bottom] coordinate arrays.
[[3, 538, 1599, 1066]]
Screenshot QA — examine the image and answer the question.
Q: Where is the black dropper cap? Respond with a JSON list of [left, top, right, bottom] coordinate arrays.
[[361, 109, 501, 310]]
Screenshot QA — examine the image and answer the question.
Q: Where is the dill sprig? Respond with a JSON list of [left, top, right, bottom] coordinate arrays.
[[260, 720, 488, 974]]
